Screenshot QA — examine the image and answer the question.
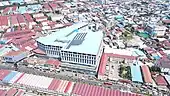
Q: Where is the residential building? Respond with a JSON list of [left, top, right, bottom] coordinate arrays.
[[0, 16, 9, 29], [2, 50, 27, 63]]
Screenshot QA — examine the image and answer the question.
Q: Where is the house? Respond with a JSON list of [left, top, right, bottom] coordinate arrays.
[[43, 3, 52, 12], [17, 14, 27, 26], [4, 30, 35, 40], [156, 58, 170, 70], [162, 20, 170, 25], [23, 13, 36, 29], [35, 16, 48, 22], [41, 20, 49, 26], [0, 16, 9, 29], [2, 50, 27, 63], [32, 13, 44, 18], [49, 3, 59, 11], [153, 75, 168, 86], [46, 59, 61, 69], [2, 7, 10, 15], [50, 14, 64, 21], [155, 26, 167, 37], [162, 40, 170, 49], [10, 15, 19, 26]]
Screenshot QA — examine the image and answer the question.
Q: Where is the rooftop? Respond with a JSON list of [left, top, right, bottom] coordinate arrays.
[[37, 22, 88, 46], [130, 65, 143, 83], [4, 50, 24, 56], [141, 65, 152, 83], [62, 27, 103, 55], [154, 75, 168, 86]]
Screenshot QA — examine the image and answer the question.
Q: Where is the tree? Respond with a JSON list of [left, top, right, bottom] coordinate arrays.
[[150, 66, 161, 73]]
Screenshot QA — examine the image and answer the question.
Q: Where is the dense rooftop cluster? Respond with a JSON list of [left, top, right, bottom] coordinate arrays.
[[0, 0, 170, 96]]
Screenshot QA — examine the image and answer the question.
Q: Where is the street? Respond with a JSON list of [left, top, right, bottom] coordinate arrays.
[[0, 63, 169, 95]]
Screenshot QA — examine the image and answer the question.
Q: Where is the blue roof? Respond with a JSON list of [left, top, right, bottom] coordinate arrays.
[[130, 65, 143, 83], [10, 0, 24, 4], [2, 71, 18, 83], [18, 6, 26, 14], [27, 4, 42, 12]]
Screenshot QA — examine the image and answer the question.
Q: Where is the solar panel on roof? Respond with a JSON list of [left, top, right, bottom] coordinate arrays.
[[66, 33, 87, 49]]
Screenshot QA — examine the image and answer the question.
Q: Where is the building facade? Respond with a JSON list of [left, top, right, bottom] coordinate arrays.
[[37, 22, 103, 74]]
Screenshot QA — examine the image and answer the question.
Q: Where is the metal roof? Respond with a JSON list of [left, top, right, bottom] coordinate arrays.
[[36, 22, 88, 47], [130, 65, 143, 83], [2, 71, 18, 83], [62, 28, 103, 55], [72, 83, 142, 96], [141, 65, 152, 83]]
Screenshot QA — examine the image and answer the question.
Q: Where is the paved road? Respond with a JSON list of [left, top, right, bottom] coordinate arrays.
[[0, 64, 129, 90], [0, 64, 169, 95]]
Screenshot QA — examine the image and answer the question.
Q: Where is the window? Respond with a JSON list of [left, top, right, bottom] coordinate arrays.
[[88, 60, 91, 64], [80, 59, 83, 63], [73, 58, 75, 62], [84, 59, 87, 63]]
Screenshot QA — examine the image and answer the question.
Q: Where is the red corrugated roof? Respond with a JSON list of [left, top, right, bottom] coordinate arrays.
[[53, 80, 61, 90], [98, 53, 107, 75], [98, 53, 136, 76], [0, 16, 8, 26], [17, 14, 25, 24], [0, 70, 10, 80], [23, 13, 34, 22], [162, 20, 170, 24], [6, 88, 17, 96], [14, 73, 24, 83], [35, 16, 47, 20], [9, 37, 32, 45], [12, 6, 17, 11], [49, 3, 58, 9], [46, 59, 60, 68], [0, 90, 6, 96], [48, 79, 56, 90], [16, 89, 23, 96], [3, 7, 10, 13], [64, 81, 72, 93], [72, 83, 142, 96], [21, 39, 35, 48], [43, 3, 52, 11], [4, 30, 31, 37], [11, 15, 19, 25], [141, 65, 152, 83], [49, 79, 57, 90], [106, 53, 137, 60], [7, 32, 35, 40], [154, 75, 168, 86], [119, 79, 131, 84], [33, 49, 46, 55]]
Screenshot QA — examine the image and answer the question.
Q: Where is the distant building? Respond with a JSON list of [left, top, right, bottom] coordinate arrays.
[[155, 26, 166, 37], [2, 50, 27, 63], [37, 22, 103, 74]]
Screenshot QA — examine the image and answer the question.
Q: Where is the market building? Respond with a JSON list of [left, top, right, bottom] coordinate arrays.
[[37, 22, 104, 74]]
